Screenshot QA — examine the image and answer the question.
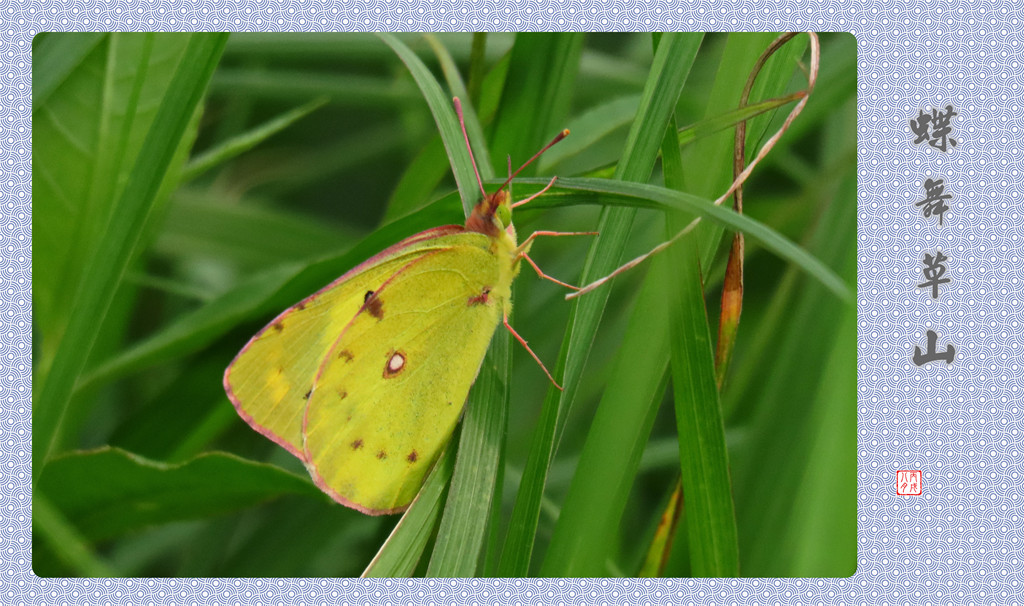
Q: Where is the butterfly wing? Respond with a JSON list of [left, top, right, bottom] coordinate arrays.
[[302, 235, 508, 514], [224, 226, 468, 458]]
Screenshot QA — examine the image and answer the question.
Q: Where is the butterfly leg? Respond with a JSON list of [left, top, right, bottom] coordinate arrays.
[[503, 312, 563, 391], [521, 253, 581, 290], [515, 230, 600, 290]]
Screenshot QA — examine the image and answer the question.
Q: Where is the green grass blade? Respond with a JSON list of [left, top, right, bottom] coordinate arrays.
[[728, 170, 856, 575], [34, 34, 191, 364], [498, 32, 704, 576], [36, 447, 320, 543], [383, 41, 507, 221], [665, 238, 740, 576], [422, 33, 493, 179], [661, 35, 781, 577], [181, 97, 328, 182], [668, 42, 739, 575], [427, 329, 510, 576], [31, 33, 107, 111], [539, 256, 672, 576], [487, 33, 585, 176], [382, 32, 508, 575], [361, 441, 458, 577], [632, 112, 691, 579], [677, 92, 806, 150], [377, 32, 479, 216], [78, 199, 459, 392], [519, 177, 851, 302], [537, 94, 640, 173], [34, 33, 230, 480], [32, 493, 116, 577]]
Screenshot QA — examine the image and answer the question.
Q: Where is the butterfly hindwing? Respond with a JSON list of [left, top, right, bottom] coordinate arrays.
[[302, 235, 507, 514], [224, 226, 470, 458]]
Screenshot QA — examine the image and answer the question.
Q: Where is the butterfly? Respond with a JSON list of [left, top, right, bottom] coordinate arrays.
[[223, 98, 592, 515]]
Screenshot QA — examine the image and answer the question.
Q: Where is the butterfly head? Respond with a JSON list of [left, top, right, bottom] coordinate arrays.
[[465, 188, 513, 238], [453, 96, 567, 241]]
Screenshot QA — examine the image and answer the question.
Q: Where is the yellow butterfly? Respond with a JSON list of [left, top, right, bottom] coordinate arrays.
[[224, 98, 588, 514]]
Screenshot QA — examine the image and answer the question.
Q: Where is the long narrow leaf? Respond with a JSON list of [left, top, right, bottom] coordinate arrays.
[[423, 33, 493, 178], [32, 493, 115, 577], [31, 33, 107, 111], [78, 200, 459, 392], [34, 33, 230, 480], [377, 32, 508, 576], [514, 177, 851, 303], [499, 32, 704, 576], [427, 330, 510, 575], [488, 33, 584, 176], [539, 255, 672, 575], [377, 33, 479, 216], [181, 97, 328, 182], [666, 236, 740, 576], [663, 32, 815, 577], [37, 447, 321, 542], [361, 441, 458, 577]]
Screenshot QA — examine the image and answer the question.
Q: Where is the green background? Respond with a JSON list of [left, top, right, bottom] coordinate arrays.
[[32, 32, 856, 578]]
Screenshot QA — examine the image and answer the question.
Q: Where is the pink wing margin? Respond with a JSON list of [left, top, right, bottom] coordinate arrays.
[[223, 224, 468, 461]]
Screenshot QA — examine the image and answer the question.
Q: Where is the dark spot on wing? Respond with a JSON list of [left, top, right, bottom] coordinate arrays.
[[272, 321, 284, 332], [338, 349, 354, 362], [368, 298, 385, 321], [304, 388, 312, 400], [407, 450, 418, 463], [365, 293, 384, 320], [296, 302, 306, 310], [364, 290, 374, 302], [377, 450, 387, 460], [351, 439, 363, 450], [338, 389, 347, 400]]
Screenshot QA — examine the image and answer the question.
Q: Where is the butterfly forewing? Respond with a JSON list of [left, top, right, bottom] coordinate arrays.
[[224, 226, 467, 458], [303, 235, 508, 514]]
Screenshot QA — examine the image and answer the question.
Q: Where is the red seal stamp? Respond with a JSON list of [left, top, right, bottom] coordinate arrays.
[[896, 470, 922, 495]]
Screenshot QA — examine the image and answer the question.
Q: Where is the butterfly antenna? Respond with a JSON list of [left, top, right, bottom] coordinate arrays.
[[497, 129, 570, 195], [453, 97, 487, 198]]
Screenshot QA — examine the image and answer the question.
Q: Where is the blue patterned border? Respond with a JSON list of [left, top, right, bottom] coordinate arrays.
[[8, 1, 1024, 603]]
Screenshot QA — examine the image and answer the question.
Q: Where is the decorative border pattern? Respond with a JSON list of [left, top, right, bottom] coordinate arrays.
[[6, 1, 1023, 603]]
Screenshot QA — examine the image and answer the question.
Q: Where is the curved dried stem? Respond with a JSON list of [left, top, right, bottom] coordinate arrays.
[[568, 32, 821, 301]]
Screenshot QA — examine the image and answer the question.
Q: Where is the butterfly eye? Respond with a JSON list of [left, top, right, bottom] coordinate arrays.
[[496, 203, 512, 229]]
